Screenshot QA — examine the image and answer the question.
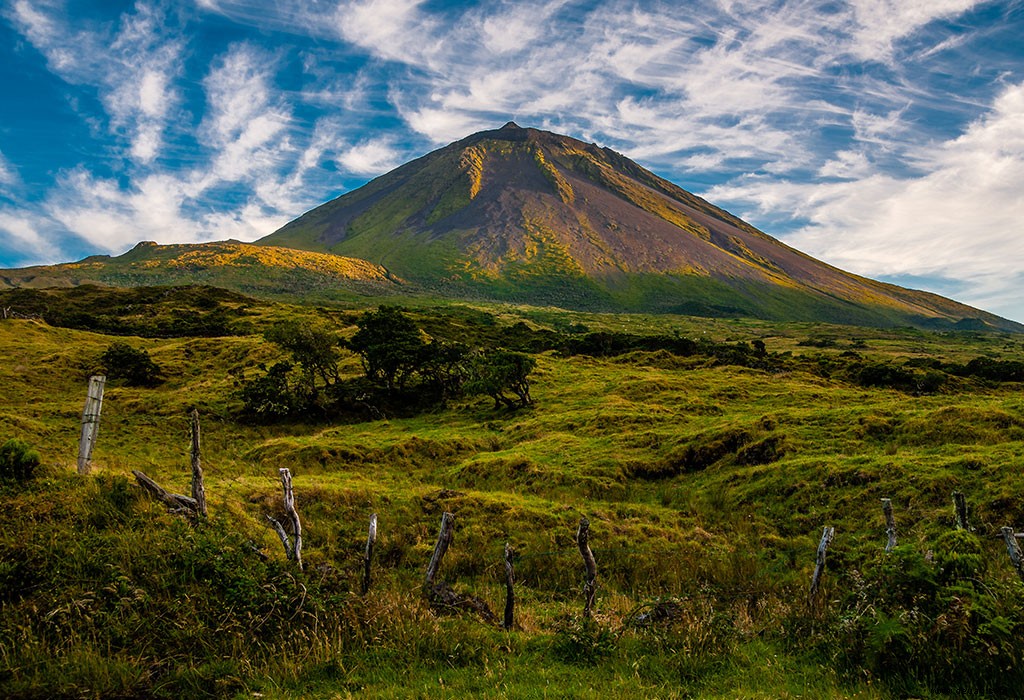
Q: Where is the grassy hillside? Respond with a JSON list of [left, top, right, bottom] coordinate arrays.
[[2, 289, 1024, 698]]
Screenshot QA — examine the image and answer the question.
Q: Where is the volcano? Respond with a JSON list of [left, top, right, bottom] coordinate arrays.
[[260, 122, 1019, 331]]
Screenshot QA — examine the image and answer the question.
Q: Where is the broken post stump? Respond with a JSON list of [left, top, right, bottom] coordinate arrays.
[[577, 516, 597, 618], [266, 514, 291, 559], [953, 491, 971, 531], [809, 526, 835, 601], [503, 542, 515, 631], [133, 469, 198, 516], [881, 498, 897, 552], [189, 408, 207, 518], [425, 511, 455, 592], [362, 513, 377, 595], [1001, 527, 1024, 583], [77, 375, 106, 474]]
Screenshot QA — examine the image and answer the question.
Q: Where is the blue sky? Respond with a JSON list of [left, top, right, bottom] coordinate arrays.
[[1, 1, 1023, 321]]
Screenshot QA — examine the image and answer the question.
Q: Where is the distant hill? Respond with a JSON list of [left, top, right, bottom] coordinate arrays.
[[0, 241, 403, 298], [261, 122, 1023, 332]]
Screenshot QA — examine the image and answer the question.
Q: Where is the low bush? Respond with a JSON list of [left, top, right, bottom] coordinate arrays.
[[0, 438, 41, 482]]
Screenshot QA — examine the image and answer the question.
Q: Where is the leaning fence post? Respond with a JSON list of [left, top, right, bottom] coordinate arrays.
[[809, 526, 835, 601], [1000, 527, 1024, 583], [361, 513, 378, 595], [881, 498, 896, 552], [424, 512, 455, 594], [77, 375, 106, 474], [503, 542, 515, 631], [189, 408, 207, 518], [953, 491, 971, 531], [576, 516, 598, 618]]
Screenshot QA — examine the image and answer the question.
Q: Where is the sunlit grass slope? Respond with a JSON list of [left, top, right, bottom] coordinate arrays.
[[2, 296, 1024, 698]]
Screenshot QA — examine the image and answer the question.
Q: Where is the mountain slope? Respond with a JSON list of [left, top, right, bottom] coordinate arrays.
[[262, 122, 1021, 331], [0, 241, 403, 298]]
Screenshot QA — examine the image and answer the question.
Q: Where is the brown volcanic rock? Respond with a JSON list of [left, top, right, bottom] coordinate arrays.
[[261, 123, 1020, 331]]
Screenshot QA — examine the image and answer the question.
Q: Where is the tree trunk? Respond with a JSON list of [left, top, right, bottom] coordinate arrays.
[[189, 408, 207, 518], [77, 375, 106, 474], [576, 516, 597, 618]]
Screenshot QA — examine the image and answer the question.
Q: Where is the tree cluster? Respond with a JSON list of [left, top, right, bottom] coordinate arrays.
[[237, 307, 536, 421]]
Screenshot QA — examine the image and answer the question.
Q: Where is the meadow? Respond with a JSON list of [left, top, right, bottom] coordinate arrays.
[[1, 287, 1023, 698]]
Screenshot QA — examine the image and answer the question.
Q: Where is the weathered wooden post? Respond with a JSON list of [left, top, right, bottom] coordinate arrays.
[[881, 498, 896, 552], [503, 542, 515, 631], [576, 516, 597, 618], [361, 513, 378, 595], [953, 491, 971, 531], [281, 468, 302, 571], [425, 511, 455, 594], [809, 526, 834, 600], [77, 375, 106, 474], [1000, 527, 1024, 583], [189, 408, 207, 518]]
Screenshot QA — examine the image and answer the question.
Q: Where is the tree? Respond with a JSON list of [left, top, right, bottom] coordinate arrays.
[[466, 349, 536, 409], [100, 342, 163, 386], [264, 320, 341, 394], [347, 307, 426, 393]]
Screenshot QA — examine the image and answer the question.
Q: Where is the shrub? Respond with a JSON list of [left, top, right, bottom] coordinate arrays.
[[0, 438, 41, 482], [100, 342, 163, 386]]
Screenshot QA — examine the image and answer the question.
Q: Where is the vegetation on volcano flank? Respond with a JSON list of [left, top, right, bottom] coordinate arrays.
[[3, 285, 1024, 698]]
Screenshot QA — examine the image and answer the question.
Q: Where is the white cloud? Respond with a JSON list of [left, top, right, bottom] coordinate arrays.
[[0, 212, 48, 259], [337, 139, 403, 175], [707, 80, 1024, 316], [0, 150, 17, 188]]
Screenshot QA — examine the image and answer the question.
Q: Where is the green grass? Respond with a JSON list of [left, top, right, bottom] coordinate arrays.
[[2, 297, 1024, 698]]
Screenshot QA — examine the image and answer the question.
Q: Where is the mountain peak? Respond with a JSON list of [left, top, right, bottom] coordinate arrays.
[[256, 125, 1022, 331]]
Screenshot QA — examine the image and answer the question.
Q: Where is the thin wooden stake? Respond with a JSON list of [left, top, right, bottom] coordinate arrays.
[[881, 498, 896, 552], [576, 516, 597, 618], [503, 542, 515, 631], [279, 468, 302, 571], [953, 491, 971, 531], [425, 511, 454, 592], [77, 375, 106, 474], [1001, 527, 1024, 583], [189, 408, 207, 518], [266, 514, 291, 558], [809, 526, 835, 600], [362, 513, 378, 595]]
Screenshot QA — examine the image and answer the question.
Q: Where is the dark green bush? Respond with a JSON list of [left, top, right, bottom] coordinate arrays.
[[0, 438, 41, 482], [100, 342, 164, 386]]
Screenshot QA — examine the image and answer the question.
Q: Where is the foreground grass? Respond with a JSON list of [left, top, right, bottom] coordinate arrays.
[[1, 303, 1023, 698]]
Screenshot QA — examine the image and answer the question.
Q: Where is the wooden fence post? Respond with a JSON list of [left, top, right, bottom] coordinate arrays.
[[953, 491, 971, 531], [503, 542, 515, 631], [189, 408, 207, 518], [425, 512, 455, 593], [881, 498, 896, 552], [362, 513, 377, 595], [1001, 527, 1024, 583], [280, 468, 302, 571], [77, 375, 106, 474], [576, 516, 597, 618], [809, 526, 834, 601]]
